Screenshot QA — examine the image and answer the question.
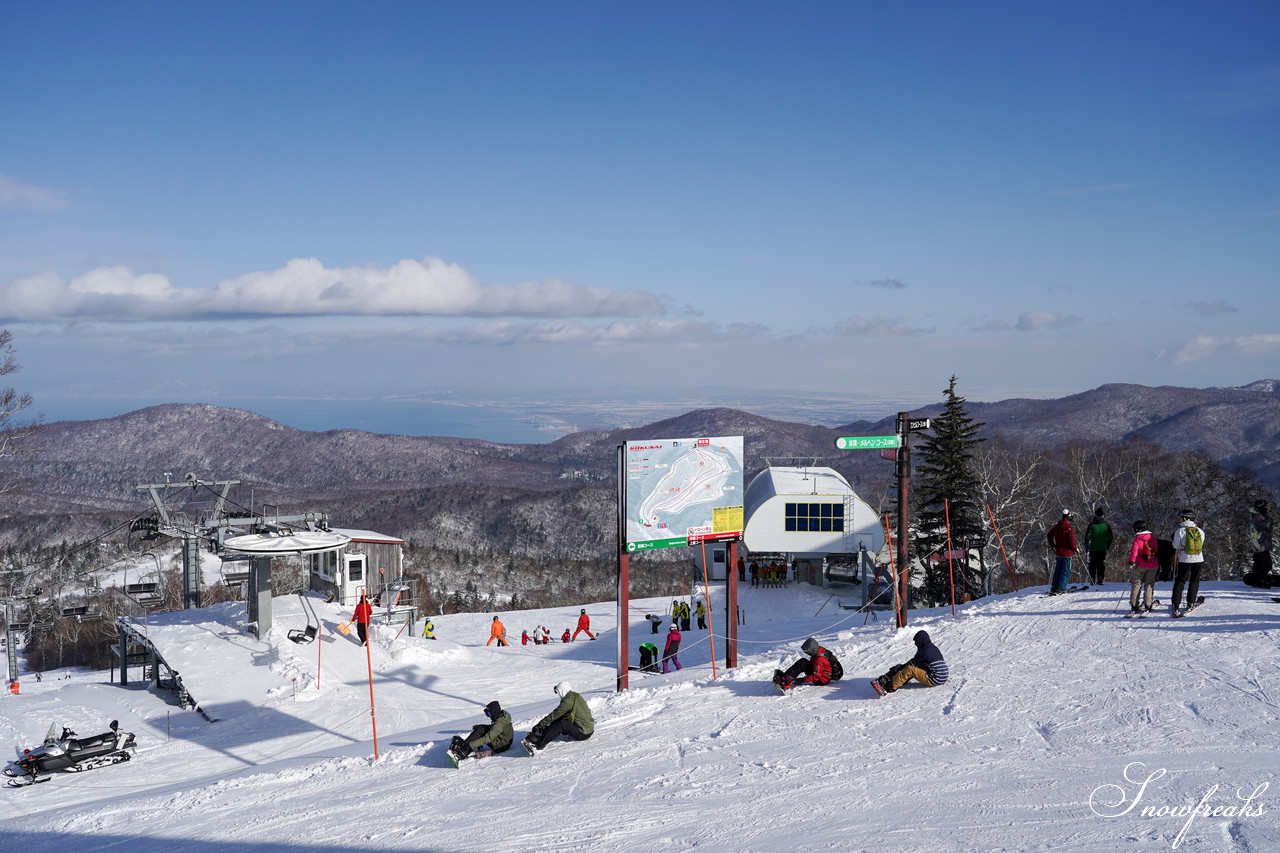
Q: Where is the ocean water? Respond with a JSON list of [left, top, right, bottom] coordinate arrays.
[[34, 396, 566, 444]]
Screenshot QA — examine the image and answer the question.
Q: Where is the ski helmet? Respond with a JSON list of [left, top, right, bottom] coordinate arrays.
[[801, 637, 819, 656], [554, 681, 572, 698]]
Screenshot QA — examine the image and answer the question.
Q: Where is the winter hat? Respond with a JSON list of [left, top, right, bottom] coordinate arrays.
[[484, 700, 502, 718], [801, 637, 820, 656], [553, 681, 572, 698], [1178, 508, 1195, 520], [913, 630, 931, 645], [581, 608, 586, 613], [1132, 520, 1148, 532], [1255, 500, 1269, 514], [1062, 508, 1071, 516], [1093, 507, 1105, 519]]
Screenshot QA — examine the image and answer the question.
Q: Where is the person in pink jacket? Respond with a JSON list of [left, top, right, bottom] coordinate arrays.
[[1126, 520, 1159, 616]]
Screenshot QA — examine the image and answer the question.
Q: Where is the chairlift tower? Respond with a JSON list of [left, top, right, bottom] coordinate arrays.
[[136, 474, 338, 613]]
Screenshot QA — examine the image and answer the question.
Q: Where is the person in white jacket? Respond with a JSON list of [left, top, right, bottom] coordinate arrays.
[[1170, 509, 1206, 617]]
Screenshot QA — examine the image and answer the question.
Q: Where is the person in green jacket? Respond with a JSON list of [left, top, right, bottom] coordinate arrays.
[[449, 700, 513, 761], [1084, 507, 1114, 585], [522, 682, 594, 753]]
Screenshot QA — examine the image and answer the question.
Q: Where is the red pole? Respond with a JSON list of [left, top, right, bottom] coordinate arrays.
[[364, 630, 379, 760]]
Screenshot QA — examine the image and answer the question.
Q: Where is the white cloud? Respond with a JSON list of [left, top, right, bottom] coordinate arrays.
[[1172, 333, 1280, 365], [0, 174, 68, 210], [425, 317, 728, 348], [0, 257, 665, 322], [827, 315, 932, 337], [1015, 312, 1080, 331], [868, 278, 908, 290]]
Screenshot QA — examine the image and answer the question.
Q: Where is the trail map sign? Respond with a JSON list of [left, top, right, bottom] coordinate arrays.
[[623, 436, 745, 552]]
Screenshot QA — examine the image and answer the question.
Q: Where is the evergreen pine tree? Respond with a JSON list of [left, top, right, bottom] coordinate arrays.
[[913, 376, 986, 605]]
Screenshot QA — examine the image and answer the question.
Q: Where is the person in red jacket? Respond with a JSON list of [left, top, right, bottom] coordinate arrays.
[[561, 628, 571, 643], [571, 608, 596, 641], [352, 593, 373, 646], [773, 637, 841, 690], [1047, 509, 1080, 594]]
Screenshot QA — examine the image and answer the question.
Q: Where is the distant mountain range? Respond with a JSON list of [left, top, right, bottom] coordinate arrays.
[[1, 380, 1276, 552]]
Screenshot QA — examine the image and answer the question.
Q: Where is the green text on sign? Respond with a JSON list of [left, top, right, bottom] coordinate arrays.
[[835, 435, 901, 450]]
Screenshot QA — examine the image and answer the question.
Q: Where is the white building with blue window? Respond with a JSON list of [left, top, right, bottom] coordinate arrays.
[[736, 465, 885, 586]]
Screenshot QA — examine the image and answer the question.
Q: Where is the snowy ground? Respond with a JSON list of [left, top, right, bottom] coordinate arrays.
[[3, 581, 1278, 852]]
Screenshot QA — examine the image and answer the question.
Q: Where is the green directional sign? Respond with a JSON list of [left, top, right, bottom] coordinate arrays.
[[835, 435, 901, 450]]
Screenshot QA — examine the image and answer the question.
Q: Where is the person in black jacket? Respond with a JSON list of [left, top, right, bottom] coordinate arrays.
[[872, 630, 949, 696]]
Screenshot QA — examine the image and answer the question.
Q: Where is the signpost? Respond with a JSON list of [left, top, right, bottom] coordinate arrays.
[[834, 435, 901, 450], [835, 413, 931, 629]]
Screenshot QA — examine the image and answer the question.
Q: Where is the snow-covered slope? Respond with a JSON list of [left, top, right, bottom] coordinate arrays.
[[4, 583, 1278, 851]]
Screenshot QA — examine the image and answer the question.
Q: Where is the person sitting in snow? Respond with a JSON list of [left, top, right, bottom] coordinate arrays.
[[522, 682, 594, 753], [449, 700, 513, 762], [773, 637, 842, 690], [561, 628, 571, 643], [872, 630, 949, 697]]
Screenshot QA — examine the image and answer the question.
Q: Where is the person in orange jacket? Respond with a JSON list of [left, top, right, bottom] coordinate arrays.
[[571, 608, 596, 640], [487, 615, 508, 647], [352, 593, 373, 646]]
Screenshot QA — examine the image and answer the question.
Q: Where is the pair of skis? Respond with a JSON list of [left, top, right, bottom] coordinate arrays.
[[1044, 585, 1090, 597]]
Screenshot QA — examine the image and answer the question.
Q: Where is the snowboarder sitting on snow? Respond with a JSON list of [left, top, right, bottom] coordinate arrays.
[[449, 700, 513, 761], [561, 628, 571, 643], [774, 637, 842, 689], [522, 682, 594, 753], [872, 630, 949, 696]]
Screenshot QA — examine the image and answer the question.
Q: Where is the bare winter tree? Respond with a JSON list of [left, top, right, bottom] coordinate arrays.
[[0, 329, 42, 498]]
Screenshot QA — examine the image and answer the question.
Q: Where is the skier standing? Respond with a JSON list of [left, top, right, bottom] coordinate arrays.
[[1170, 509, 1206, 617], [1126, 520, 1159, 615], [522, 682, 594, 753], [421, 617, 435, 640], [487, 615, 508, 646], [1084, 508, 1114, 585], [695, 600, 707, 630], [661, 624, 682, 673], [572, 608, 596, 640], [1046, 509, 1079, 594], [352, 592, 373, 646]]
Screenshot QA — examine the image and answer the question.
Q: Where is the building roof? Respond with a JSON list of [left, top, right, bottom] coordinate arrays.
[[330, 528, 406, 545]]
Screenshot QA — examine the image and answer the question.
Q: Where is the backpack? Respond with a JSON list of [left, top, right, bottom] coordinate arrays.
[[822, 650, 843, 681], [1183, 525, 1204, 557], [1137, 534, 1156, 563]]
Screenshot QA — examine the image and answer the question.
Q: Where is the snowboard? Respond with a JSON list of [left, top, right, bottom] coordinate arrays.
[[870, 679, 887, 698], [771, 669, 795, 695], [521, 738, 539, 757]]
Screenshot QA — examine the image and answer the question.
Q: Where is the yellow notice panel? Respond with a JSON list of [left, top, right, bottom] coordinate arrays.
[[712, 505, 743, 535]]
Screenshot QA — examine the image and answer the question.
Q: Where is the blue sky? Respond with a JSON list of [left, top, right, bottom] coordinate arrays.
[[2, 1, 1277, 431]]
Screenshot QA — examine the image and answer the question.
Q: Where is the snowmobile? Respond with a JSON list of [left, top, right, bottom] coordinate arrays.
[[4, 720, 136, 787]]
